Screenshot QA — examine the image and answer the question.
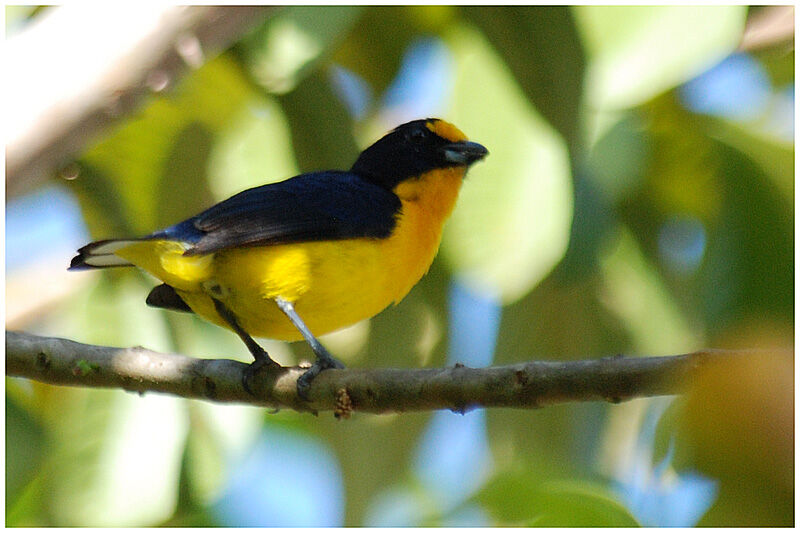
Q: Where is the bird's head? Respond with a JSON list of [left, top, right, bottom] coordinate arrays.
[[351, 118, 488, 190]]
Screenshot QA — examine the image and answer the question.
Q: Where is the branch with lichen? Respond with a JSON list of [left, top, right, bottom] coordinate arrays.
[[6, 331, 773, 417]]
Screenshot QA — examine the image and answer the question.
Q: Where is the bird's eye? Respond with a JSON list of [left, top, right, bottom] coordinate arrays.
[[407, 128, 428, 143]]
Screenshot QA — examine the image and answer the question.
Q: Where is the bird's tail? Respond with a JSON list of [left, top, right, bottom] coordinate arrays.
[[69, 239, 143, 270]]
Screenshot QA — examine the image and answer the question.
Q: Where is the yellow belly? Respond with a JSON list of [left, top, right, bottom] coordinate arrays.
[[115, 167, 463, 342], [185, 237, 430, 340]]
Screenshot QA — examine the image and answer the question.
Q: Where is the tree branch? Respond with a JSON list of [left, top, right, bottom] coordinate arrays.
[[8, 331, 772, 416]]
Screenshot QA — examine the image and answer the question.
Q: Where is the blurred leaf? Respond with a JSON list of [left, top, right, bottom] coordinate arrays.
[[617, 95, 724, 233], [530, 480, 640, 527], [696, 142, 793, 334], [206, 97, 298, 197], [476, 467, 542, 524], [552, 173, 618, 281], [78, 55, 260, 235], [463, 6, 585, 154], [69, 163, 135, 239], [46, 391, 188, 526], [5, 4, 38, 34], [586, 113, 650, 203], [183, 403, 264, 504], [554, 113, 650, 281], [754, 47, 794, 87], [703, 115, 794, 200], [334, 7, 443, 97], [440, 23, 573, 303], [25, 276, 190, 526], [599, 229, 703, 354], [6, 398, 45, 517], [485, 272, 631, 503], [237, 5, 363, 94], [157, 123, 216, 227], [574, 5, 748, 109], [320, 299, 444, 524], [278, 68, 359, 172], [477, 470, 639, 526], [611, 93, 792, 337]]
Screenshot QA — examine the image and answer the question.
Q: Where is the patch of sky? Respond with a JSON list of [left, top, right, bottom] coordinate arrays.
[[6, 185, 89, 272], [212, 425, 344, 527], [614, 397, 718, 527], [680, 53, 771, 121]]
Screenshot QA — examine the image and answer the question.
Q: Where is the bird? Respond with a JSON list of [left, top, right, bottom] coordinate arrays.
[[69, 118, 488, 398]]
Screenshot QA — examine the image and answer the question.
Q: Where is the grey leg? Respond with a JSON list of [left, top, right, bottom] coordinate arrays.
[[213, 298, 280, 395], [275, 297, 344, 398]]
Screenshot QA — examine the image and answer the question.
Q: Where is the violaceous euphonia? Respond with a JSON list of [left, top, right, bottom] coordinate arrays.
[[69, 118, 488, 397]]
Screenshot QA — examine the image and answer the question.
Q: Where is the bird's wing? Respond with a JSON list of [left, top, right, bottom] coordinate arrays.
[[153, 171, 401, 255]]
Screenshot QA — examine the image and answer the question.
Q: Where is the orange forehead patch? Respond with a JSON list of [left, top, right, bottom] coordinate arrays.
[[426, 120, 467, 142]]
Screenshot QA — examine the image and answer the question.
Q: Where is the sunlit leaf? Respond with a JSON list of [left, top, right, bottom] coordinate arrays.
[[463, 6, 585, 153], [238, 5, 363, 94], [530, 480, 641, 527], [574, 5, 748, 109], [439, 23, 573, 303], [48, 392, 188, 526], [477, 470, 639, 526], [78, 56, 261, 235], [702, 116, 794, 200], [206, 95, 298, 197]]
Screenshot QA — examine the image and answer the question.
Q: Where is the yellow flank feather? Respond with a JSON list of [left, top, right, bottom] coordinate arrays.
[[114, 166, 467, 342], [116, 241, 213, 290]]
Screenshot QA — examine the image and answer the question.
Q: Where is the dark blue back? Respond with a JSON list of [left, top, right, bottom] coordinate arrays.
[[151, 171, 401, 255]]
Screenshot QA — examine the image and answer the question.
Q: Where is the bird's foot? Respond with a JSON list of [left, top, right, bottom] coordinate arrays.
[[296, 355, 345, 400], [242, 358, 282, 396]]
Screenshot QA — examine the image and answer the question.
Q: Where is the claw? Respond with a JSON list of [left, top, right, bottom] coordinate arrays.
[[242, 358, 280, 396], [296, 355, 344, 400]]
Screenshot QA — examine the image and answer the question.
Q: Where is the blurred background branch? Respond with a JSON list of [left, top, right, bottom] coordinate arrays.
[[6, 330, 776, 415], [5, 5, 277, 198], [738, 5, 794, 52]]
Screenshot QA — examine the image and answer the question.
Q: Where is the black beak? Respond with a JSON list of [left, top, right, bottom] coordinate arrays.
[[441, 141, 489, 166]]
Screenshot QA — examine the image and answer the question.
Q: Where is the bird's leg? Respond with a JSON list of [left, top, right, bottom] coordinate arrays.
[[212, 298, 281, 395], [274, 297, 345, 399]]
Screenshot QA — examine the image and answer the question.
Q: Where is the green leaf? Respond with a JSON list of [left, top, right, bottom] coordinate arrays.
[[78, 55, 262, 235], [46, 390, 188, 526], [278, 68, 359, 172], [439, 23, 573, 303], [156, 123, 216, 228], [702, 116, 794, 201], [331, 6, 416, 95], [695, 142, 793, 329], [574, 6, 748, 109], [5, 398, 45, 521], [599, 229, 702, 354], [611, 95, 793, 335], [529, 480, 640, 527], [183, 402, 264, 504], [463, 6, 586, 154], [477, 470, 639, 526], [206, 95, 298, 198], [238, 5, 364, 94]]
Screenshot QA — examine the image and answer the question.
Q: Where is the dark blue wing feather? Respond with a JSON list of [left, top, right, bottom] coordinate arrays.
[[150, 171, 401, 255]]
